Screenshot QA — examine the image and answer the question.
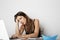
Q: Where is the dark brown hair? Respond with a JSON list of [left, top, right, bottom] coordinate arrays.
[[14, 11, 28, 22], [14, 11, 35, 33]]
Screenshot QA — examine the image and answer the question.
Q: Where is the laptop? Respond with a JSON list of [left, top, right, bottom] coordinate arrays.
[[0, 20, 9, 40]]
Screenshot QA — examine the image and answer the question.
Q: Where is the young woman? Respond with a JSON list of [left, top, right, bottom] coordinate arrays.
[[11, 11, 41, 39]]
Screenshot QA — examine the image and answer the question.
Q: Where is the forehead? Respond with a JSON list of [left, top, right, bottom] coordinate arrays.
[[17, 16, 24, 18]]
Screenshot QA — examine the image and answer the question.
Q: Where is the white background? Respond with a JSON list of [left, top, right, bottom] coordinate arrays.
[[0, 0, 60, 40]]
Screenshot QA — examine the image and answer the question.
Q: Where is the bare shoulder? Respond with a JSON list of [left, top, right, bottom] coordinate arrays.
[[34, 19, 39, 25], [34, 19, 39, 22]]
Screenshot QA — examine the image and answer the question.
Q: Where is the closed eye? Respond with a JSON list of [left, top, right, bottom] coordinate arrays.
[[19, 18, 22, 20]]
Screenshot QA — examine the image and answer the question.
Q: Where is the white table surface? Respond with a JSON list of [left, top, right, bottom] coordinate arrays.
[[10, 37, 42, 40]]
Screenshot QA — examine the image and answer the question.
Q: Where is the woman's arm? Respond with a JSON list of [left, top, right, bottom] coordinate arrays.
[[21, 19, 40, 38], [19, 25, 24, 35], [11, 21, 24, 38], [10, 19, 20, 38], [15, 19, 20, 35]]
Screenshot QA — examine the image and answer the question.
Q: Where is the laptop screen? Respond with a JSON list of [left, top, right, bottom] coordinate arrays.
[[0, 20, 9, 40]]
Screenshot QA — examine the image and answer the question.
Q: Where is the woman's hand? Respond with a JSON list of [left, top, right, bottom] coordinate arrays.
[[10, 34, 20, 39], [21, 35, 29, 39], [16, 19, 19, 24]]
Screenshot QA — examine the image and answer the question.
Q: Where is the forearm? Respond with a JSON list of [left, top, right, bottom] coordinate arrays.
[[20, 33, 38, 38], [15, 24, 24, 36], [15, 23, 20, 35]]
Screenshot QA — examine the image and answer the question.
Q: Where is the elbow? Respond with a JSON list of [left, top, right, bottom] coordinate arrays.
[[34, 32, 38, 37]]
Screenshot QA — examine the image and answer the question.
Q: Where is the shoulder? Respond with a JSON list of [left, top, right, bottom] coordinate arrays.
[[34, 19, 39, 24], [34, 19, 39, 22]]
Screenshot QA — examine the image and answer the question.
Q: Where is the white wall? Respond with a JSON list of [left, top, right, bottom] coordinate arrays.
[[0, 0, 60, 40]]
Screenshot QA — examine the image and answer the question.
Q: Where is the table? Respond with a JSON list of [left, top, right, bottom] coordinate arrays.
[[10, 37, 42, 40]]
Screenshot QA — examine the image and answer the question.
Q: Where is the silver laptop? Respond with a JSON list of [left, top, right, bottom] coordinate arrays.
[[0, 20, 9, 40]]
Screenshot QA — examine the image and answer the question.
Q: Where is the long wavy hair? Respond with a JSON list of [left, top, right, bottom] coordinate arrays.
[[14, 11, 35, 33]]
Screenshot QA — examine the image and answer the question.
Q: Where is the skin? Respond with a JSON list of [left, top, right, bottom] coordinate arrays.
[[11, 16, 40, 39]]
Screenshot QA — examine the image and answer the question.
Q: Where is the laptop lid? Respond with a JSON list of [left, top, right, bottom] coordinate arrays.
[[0, 20, 9, 40]]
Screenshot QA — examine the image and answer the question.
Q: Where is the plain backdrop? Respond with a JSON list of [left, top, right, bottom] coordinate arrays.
[[0, 0, 60, 40]]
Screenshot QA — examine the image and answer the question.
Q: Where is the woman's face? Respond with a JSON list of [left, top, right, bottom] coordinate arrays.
[[16, 16, 26, 25]]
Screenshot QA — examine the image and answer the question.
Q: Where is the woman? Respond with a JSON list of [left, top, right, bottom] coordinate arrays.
[[11, 11, 41, 39]]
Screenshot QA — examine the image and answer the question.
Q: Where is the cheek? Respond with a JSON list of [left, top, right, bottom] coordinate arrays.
[[22, 19, 24, 22]]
